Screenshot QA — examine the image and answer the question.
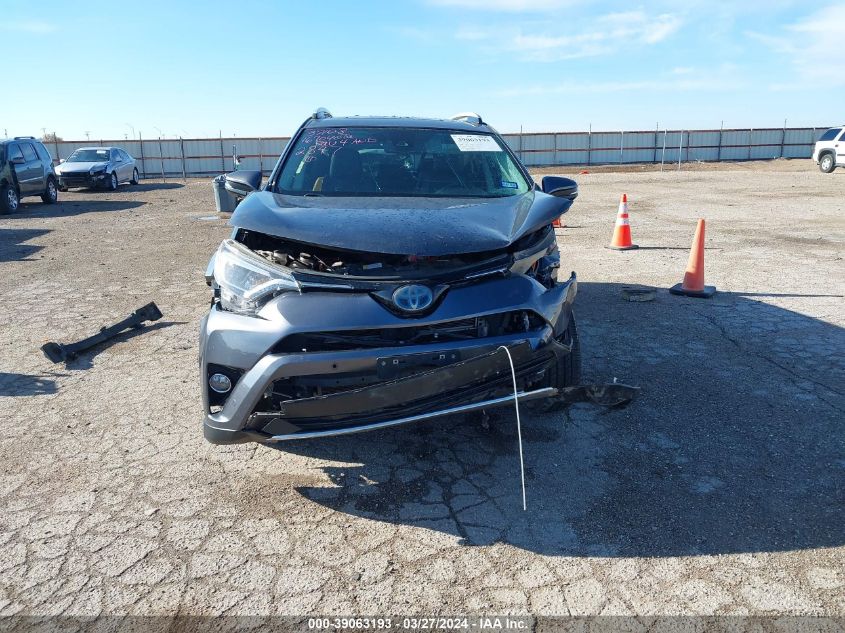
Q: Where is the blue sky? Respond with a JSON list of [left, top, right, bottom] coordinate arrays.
[[3, 0, 843, 139]]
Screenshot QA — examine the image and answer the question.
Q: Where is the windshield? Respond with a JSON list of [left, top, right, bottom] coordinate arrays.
[[67, 149, 110, 162], [276, 127, 529, 198]]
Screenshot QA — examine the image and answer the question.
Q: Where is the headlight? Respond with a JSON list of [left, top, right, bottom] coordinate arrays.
[[213, 239, 299, 317], [90, 165, 107, 174]]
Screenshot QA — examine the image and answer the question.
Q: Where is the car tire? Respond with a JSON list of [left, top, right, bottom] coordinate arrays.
[[130, 168, 139, 185], [41, 178, 58, 204], [108, 172, 118, 191], [819, 153, 836, 173], [541, 314, 582, 390], [0, 185, 19, 214]]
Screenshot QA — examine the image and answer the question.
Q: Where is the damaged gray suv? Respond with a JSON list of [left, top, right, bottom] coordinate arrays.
[[201, 110, 580, 444]]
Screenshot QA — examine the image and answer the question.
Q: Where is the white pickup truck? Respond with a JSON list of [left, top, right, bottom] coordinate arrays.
[[813, 126, 845, 173]]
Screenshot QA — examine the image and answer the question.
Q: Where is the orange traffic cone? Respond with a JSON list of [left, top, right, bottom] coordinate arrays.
[[608, 194, 638, 250], [670, 219, 716, 298]]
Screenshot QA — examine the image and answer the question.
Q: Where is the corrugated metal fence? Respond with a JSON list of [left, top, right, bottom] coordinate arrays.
[[47, 126, 825, 179]]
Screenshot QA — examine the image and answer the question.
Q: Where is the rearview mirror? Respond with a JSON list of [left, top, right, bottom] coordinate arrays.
[[541, 176, 578, 201], [224, 170, 262, 197]]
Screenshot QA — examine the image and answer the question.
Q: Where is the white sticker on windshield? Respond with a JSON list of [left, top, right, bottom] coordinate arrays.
[[450, 134, 502, 152]]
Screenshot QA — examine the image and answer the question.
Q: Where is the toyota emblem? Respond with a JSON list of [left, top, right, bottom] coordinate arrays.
[[392, 285, 434, 312]]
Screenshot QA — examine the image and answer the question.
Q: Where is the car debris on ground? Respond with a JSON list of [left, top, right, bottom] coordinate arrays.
[[41, 302, 163, 364]]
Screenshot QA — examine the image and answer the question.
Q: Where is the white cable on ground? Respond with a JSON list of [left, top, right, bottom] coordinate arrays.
[[497, 345, 527, 511]]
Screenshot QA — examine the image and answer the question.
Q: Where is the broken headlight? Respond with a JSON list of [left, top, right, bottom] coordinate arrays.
[[213, 239, 300, 317]]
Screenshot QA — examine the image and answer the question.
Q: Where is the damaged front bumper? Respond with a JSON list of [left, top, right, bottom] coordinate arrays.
[[201, 272, 577, 444], [58, 171, 108, 188]]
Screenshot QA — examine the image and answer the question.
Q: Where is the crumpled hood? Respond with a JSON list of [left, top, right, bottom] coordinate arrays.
[[56, 161, 108, 174], [229, 191, 571, 256]]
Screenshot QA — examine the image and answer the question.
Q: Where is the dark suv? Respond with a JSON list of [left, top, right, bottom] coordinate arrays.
[[0, 137, 59, 213], [201, 110, 580, 444]]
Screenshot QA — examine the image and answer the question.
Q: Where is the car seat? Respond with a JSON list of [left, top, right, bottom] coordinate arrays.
[[324, 147, 365, 193]]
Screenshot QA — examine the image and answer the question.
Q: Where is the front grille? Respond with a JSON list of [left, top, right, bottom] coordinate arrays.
[[273, 311, 545, 354], [61, 172, 91, 182]]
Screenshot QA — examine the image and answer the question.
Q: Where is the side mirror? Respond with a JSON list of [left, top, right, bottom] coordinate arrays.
[[224, 170, 262, 197], [58, 158, 65, 164], [541, 176, 578, 201]]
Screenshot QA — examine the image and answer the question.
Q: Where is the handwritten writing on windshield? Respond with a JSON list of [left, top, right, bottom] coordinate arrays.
[[294, 128, 378, 162]]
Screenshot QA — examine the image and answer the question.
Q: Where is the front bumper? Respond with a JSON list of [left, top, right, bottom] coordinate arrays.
[[201, 272, 577, 444], [58, 172, 108, 188]]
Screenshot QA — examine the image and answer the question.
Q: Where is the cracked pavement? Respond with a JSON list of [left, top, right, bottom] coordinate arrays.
[[0, 161, 842, 617]]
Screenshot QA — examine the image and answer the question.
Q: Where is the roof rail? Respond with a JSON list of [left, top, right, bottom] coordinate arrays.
[[450, 112, 484, 125], [312, 107, 333, 120], [14, 136, 36, 140]]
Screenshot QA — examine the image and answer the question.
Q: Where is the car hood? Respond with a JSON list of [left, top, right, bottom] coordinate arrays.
[[229, 191, 571, 256], [56, 161, 108, 173]]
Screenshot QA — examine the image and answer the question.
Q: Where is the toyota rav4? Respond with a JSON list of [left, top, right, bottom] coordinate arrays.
[[200, 110, 580, 444]]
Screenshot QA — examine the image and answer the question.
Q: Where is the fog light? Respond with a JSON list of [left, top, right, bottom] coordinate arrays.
[[208, 373, 232, 393]]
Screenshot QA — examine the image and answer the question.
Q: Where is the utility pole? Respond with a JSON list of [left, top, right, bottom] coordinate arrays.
[[84, 131, 91, 141]]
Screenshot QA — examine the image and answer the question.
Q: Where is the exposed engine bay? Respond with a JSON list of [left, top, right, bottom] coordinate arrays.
[[234, 224, 560, 286]]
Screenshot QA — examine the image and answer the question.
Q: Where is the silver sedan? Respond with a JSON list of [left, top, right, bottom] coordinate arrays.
[[55, 146, 140, 191]]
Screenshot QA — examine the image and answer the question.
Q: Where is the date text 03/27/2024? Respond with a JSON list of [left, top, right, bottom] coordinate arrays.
[[307, 617, 530, 630]]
